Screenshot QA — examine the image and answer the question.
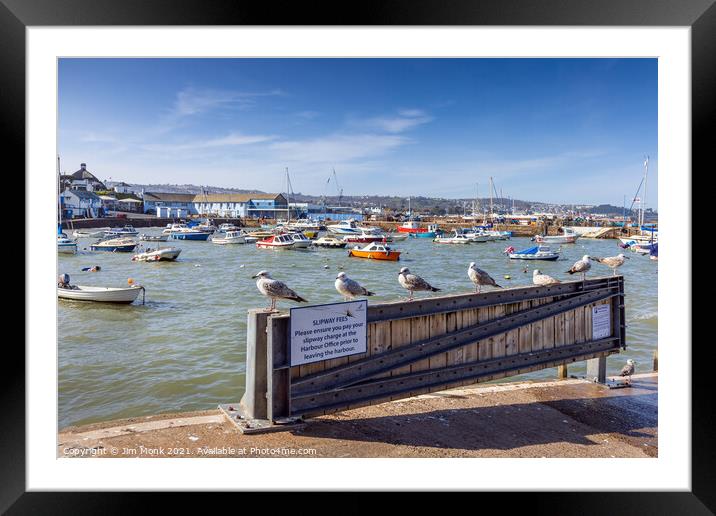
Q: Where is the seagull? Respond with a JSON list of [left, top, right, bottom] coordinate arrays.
[[252, 270, 307, 311], [591, 253, 629, 276], [335, 272, 375, 301], [533, 269, 560, 286], [467, 262, 502, 293], [566, 255, 591, 281], [619, 359, 636, 384], [398, 267, 440, 300]]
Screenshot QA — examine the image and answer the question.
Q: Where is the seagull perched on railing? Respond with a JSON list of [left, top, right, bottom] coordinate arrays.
[[335, 272, 375, 301], [591, 253, 629, 276], [566, 255, 591, 281], [467, 262, 502, 293], [252, 270, 307, 311], [398, 267, 440, 300], [619, 359, 636, 384], [533, 269, 560, 286]]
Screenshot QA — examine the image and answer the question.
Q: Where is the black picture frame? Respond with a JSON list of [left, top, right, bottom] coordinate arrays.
[[4, 0, 707, 512]]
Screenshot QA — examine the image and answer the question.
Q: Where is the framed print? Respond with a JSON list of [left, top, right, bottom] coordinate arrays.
[[4, 0, 710, 511]]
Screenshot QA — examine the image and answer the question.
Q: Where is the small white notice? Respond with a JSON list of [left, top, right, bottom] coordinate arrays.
[[592, 304, 611, 340], [289, 300, 368, 366]]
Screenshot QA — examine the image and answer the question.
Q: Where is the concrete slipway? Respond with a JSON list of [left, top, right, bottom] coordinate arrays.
[[58, 373, 657, 459]]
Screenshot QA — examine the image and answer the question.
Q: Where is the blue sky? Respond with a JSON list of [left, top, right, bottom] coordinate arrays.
[[58, 58, 657, 207]]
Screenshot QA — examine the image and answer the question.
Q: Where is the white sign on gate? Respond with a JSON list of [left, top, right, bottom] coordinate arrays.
[[289, 300, 368, 366], [592, 304, 611, 340]]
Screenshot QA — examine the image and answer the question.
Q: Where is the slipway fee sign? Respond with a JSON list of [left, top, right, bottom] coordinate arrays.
[[290, 300, 368, 366]]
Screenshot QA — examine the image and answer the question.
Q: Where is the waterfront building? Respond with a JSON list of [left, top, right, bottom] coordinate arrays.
[[143, 192, 289, 219], [59, 163, 106, 192], [59, 188, 104, 218]]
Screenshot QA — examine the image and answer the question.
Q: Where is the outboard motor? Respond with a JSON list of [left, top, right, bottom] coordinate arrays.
[[58, 273, 70, 288]]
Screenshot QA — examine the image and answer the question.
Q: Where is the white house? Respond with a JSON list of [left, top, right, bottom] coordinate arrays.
[[59, 188, 104, 218]]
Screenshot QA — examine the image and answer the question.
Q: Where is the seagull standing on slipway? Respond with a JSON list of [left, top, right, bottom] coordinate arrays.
[[252, 270, 307, 311], [566, 255, 591, 281], [335, 272, 375, 301], [620, 359, 636, 384], [467, 262, 502, 293], [591, 253, 629, 276], [398, 267, 440, 300], [533, 269, 561, 286]]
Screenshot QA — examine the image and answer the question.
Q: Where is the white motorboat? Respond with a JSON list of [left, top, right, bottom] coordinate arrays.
[[463, 230, 491, 242], [132, 246, 181, 262], [256, 233, 295, 250], [506, 245, 560, 261], [289, 232, 312, 248], [534, 227, 579, 244], [217, 223, 241, 233], [57, 284, 144, 303], [212, 230, 247, 244], [383, 232, 409, 242], [433, 232, 472, 244], [72, 229, 107, 238], [313, 236, 347, 248], [57, 233, 78, 254], [162, 223, 189, 234], [104, 225, 139, 237], [327, 219, 363, 235], [139, 234, 169, 242]]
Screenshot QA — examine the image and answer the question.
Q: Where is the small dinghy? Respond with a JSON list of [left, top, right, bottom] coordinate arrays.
[[73, 229, 107, 239], [132, 246, 181, 262], [57, 274, 145, 304]]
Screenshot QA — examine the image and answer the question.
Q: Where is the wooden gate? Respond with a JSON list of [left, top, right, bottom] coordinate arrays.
[[236, 276, 625, 427]]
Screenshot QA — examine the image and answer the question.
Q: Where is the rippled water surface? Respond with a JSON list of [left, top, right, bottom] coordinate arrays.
[[58, 230, 657, 427]]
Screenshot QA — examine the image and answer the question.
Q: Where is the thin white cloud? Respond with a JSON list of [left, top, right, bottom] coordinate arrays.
[[171, 87, 284, 118], [353, 109, 433, 134], [270, 133, 411, 163], [142, 131, 276, 153]]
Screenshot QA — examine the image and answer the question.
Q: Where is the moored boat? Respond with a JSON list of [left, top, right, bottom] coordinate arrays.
[[72, 228, 108, 239], [348, 241, 401, 261], [407, 223, 439, 238], [256, 233, 295, 250], [139, 234, 169, 242], [535, 227, 579, 244], [212, 230, 247, 244], [313, 236, 347, 248], [289, 232, 312, 248], [132, 246, 181, 262], [169, 228, 211, 241], [505, 245, 560, 261], [58, 284, 144, 303], [342, 230, 386, 244], [90, 237, 138, 252], [433, 232, 471, 244], [57, 233, 78, 254], [104, 225, 139, 237]]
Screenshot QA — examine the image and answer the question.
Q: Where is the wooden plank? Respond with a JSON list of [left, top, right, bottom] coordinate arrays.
[[409, 316, 431, 373], [565, 308, 575, 345], [428, 312, 448, 370], [554, 310, 566, 348], [477, 307, 492, 362], [575, 304, 586, 344], [368, 320, 392, 379], [445, 311, 464, 367], [505, 302, 519, 356], [518, 300, 532, 354], [491, 304, 507, 358], [389, 317, 412, 379], [532, 298, 545, 352], [542, 298, 556, 349], [460, 307, 479, 386]]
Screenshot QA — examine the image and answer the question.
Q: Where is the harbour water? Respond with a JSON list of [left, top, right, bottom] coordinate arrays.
[[58, 231, 657, 428]]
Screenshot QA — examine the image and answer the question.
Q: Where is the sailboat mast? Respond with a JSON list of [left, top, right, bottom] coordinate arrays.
[[489, 177, 494, 222], [642, 156, 649, 228], [285, 167, 291, 223]]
